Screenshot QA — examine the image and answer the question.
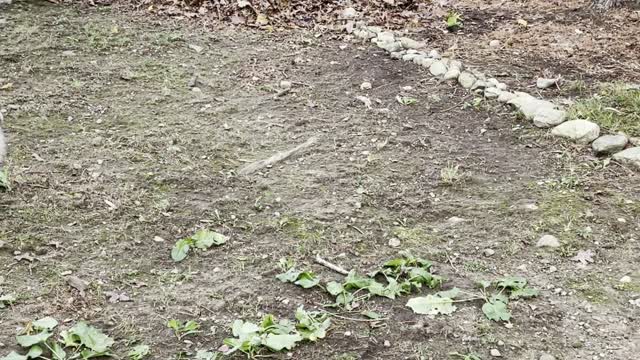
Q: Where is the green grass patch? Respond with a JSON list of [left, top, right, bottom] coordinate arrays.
[[568, 83, 640, 136]]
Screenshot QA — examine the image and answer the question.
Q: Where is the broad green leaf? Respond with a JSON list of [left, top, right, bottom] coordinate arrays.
[[26, 345, 43, 359], [32, 317, 58, 331], [382, 258, 406, 269], [343, 271, 375, 290], [231, 320, 260, 339], [51, 342, 66, 360], [497, 276, 527, 290], [16, 331, 52, 347], [260, 314, 276, 330], [325, 281, 344, 296], [0, 351, 28, 360], [295, 307, 330, 341], [482, 301, 511, 322], [489, 293, 509, 305], [406, 295, 456, 315], [183, 320, 200, 333], [275, 268, 301, 283], [361, 311, 383, 319], [171, 239, 191, 262], [67, 322, 114, 353], [167, 319, 180, 331], [436, 288, 461, 299], [294, 272, 319, 289], [128, 344, 150, 360], [60, 330, 81, 348], [191, 229, 227, 249], [509, 287, 539, 300], [262, 333, 302, 351], [335, 292, 354, 307], [195, 350, 219, 360], [79, 349, 110, 359]]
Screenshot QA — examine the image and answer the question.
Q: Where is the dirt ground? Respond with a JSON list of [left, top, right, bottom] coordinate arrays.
[[1, 1, 639, 359]]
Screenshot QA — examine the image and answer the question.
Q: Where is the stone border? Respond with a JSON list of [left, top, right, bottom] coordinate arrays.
[[343, 22, 640, 170]]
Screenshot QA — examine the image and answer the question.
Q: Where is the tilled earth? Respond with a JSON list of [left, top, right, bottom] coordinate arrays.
[[0, 1, 639, 359]]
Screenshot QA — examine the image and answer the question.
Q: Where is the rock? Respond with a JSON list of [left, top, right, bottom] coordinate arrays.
[[405, 49, 419, 54], [367, 26, 383, 34], [537, 78, 559, 89], [188, 44, 204, 53], [383, 340, 391, 347], [532, 108, 567, 128], [390, 51, 406, 59], [279, 80, 292, 90], [471, 80, 487, 90], [498, 91, 517, 103], [551, 120, 600, 144], [360, 81, 372, 90], [377, 41, 402, 53], [487, 78, 500, 87], [62, 50, 76, 57], [496, 82, 508, 90], [446, 216, 466, 226], [629, 137, 640, 146], [91, 136, 103, 146], [490, 349, 502, 357], [416, 57, 434, 68], [377, 31, 395, 43], [448, 60, 463, 71], [483, 249, 496, 257], [536, 234, 560, 248], [402, 53, 418, 62], [508, 93, 567, 127], [620, 276, 632, 283], [399, 37, 425, 49], [591, 134, 628, 155], [341, 7, 358, 19], [443, 67, 461, 80], [429, 61, 448, 77], [539, 354, 556, 360], [484, 87, 502, 99], [388, 238, 401, 247], [489, 39, 501, 48], [612, 147, 640, 169], [458, 72, 476, 89], [428, 49, 441, 59]]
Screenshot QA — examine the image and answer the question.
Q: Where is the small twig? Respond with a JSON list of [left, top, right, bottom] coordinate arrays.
[[314, 255, 350, 275], [274, 88, 291, 98], [445, 252, 459, 273], [323, 311, 388, 322], [347, 224, 364, 235], [237, 136, 317, 175]]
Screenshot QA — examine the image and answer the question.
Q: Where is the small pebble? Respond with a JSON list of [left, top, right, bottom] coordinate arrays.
[[483, 249, 495, 257], [279, 80, 292, 90], [360, 81, 372, 90], [489, 39, 501, 48], [490, 349, 501, 357], [383, 340, 391, 347], [620, 276, 632, 283]]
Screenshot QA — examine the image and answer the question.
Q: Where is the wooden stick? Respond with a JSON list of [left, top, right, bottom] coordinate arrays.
[[314, 255, 349, 275], [237, 137, 317, 175]]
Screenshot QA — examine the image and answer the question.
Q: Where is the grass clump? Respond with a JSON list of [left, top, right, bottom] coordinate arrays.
[[568, 83, 640, 136]]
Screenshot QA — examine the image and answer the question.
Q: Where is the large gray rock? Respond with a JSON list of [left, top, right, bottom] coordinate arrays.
[[508, 93, 567, 128], [443, 68, 461, 80], [613, 147, 640, 169], [429, 61, 448, 77], [484, 87, 502, 99], [416, 57, 434, 68], [498, 91, 517, 103], [458, 72, 476, 89], [533, 108, 567, 128], [377, 41, 402, 53], [377, 31, 395, 43], [592, 134, 628, 155], [551, 120, 600, 144], [537, 78, 559, 89], [399, 37, 425, 49]]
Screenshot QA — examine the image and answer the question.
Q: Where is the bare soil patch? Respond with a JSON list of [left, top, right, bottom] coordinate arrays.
[[1, 1, 639, 359]]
